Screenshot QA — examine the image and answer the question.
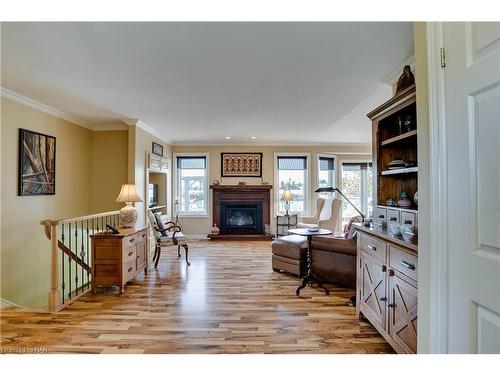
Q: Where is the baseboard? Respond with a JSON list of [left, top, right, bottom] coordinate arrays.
[[0, 298, 20, 309]]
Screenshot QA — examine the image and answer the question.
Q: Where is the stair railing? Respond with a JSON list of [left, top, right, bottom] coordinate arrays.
[[41, 211, 120, 311]]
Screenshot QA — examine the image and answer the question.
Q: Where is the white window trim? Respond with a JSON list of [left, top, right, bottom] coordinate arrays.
[[339, 159, 372, 222], [274, 152, 311, 216], [315, 152, 337, 192], [173, 152, 210, 217]]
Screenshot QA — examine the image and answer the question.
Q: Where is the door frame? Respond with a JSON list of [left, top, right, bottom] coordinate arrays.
[[426, 21, 449, 353]]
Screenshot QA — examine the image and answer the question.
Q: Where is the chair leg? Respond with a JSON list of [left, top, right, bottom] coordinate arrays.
[[177, 245, 181, 258], [152, 244, 158, 263], [182, 244, 191, 266], [154, 245, 161, 269]]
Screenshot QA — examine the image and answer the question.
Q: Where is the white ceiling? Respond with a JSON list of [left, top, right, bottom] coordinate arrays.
[[1, 22, 413, 145]]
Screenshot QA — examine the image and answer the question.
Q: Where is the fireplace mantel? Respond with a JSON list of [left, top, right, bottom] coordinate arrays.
[[208, 184, 273, 240]]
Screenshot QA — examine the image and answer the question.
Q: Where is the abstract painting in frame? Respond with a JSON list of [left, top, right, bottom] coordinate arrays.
[[221, 152, 262, 177], [18, 128, 56, 196]]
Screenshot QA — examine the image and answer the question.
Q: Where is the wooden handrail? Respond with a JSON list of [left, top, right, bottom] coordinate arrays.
[[40, 210, 119, 226]]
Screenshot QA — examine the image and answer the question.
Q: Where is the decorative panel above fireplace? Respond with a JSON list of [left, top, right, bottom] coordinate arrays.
[[208, 184, 272, 240]]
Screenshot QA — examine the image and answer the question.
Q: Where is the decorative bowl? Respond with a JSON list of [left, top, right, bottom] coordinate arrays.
[[390, 223, 404, 236]]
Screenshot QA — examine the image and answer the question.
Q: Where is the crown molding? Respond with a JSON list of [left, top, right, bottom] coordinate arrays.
[[0, 86, 93, 129], [92, 124, 128, 131], [123, 119, 171, 145], [381, 54, 416, 86]]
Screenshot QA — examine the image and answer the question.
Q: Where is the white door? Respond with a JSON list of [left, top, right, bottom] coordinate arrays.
[[443, 22, 500, 353]]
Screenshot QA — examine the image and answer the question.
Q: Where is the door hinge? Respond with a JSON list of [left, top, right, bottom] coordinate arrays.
[[440, 47, 446, 68]]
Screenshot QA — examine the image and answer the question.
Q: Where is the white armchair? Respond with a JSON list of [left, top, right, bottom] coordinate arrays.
[[297, 197, 342, 232]]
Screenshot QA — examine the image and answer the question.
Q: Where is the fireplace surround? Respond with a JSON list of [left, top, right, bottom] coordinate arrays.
[[208, 184, 272, 240]]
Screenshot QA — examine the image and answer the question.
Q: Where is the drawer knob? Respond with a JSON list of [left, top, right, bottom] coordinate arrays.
[[129, 238, 135, 243], [378, 214, 385, 219], [380, 297, 387, 302], [128, 251, 133, 257], [128, 267, 133, 273], [390, 217, 397, 221], [401, 260, 415, 270], [367, 244, 377, 252], [388, 303, 395, 308]]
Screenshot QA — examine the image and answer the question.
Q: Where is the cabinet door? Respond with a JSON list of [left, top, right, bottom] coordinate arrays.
[[388, 273, 418, 353], [135, 237, 147, 271], [359, 253, 387, 330]]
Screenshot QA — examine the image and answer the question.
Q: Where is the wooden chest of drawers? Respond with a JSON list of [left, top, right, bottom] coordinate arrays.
[[91, 226, 148, 293], [355, 224, 418, 354]]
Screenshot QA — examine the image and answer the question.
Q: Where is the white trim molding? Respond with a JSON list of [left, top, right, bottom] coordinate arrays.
[[426, 21, 449, 354], [0, 86, 93, 129], [123, 119, 171, 144]]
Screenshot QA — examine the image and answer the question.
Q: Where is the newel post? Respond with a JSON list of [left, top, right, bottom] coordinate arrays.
[[44, 220, 61, 311]]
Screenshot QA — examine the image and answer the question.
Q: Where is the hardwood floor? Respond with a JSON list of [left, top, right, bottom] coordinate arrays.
[[0, 240, 394, 354]]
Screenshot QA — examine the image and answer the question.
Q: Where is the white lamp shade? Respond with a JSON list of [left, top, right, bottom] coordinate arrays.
[[116, 184, 143, 203], [281, 190, 292, 201]]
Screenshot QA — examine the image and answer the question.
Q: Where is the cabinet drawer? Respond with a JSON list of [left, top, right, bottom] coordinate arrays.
[[123, 234, 138, 248], [401, 211, 417, 234], [387, 209, 400, 224], [360, 233, 387, 262], [389, 246, 418, 281], [123, 246, 136, 264], [123, 259, 136, 282], [374, 207, 387, 226]]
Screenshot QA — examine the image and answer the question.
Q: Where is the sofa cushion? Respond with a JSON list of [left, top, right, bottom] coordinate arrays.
[[310, 236, 357, 256], [271, 235, 307, 259]]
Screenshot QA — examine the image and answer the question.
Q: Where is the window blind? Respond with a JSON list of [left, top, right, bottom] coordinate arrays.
[[177, 156, 206, 169], [342, 162, 372, 172], [277, 156, 307, 170], [319, 157, 335, 171]]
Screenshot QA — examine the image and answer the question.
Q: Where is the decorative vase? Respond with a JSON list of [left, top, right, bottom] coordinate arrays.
[[398, 192, 411, 208], [414, 191, 418, 206], [211, 223, 220, 235], [264, 224, 272, 235], [119, 203, 138, 227]]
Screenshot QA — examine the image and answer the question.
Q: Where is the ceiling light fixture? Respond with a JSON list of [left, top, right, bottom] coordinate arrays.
[[225, 136, 231, 139], [251, 136, 256, 139]]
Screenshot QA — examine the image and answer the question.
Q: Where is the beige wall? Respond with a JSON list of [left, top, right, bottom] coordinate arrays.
[[414, 22, 431, 353], [172, 145, 371, 235], [90, 131, 128, 213], [0, 97, 93, 307], [131, 126, 173, 227]]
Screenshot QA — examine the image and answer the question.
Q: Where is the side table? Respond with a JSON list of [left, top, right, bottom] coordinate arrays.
[[288, 228, 333, 296], [276, 214, 298, 238]]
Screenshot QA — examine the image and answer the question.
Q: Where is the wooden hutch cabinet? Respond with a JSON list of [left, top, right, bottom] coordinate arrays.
[[355, 84, 418, 354]]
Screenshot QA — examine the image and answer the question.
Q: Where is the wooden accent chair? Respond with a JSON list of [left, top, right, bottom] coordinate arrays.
[[147, 210, 190, 268], [297, 197, 342, 232]]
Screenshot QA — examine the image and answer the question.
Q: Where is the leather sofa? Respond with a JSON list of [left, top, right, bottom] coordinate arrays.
[[271, 217, 361, 288]]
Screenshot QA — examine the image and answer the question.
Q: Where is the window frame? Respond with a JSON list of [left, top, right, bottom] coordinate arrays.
[[340, 160, 373, 225], [173, 152, 210, 217], [316, 153, 336, 195], [274, 152, 311, 215]]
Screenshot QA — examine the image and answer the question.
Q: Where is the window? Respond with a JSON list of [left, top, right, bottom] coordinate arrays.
[[176, 155, 208, 215], [318, 156, 335, 198], [341, 162, 373, 226], [277, 156, 308, 214]]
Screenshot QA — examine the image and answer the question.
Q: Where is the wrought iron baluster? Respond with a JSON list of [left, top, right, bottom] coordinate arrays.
[[61, 223, 65, 304], [86, 219, 90, 290], [68, 222, 72, 300], [74, 223, 79, 296]]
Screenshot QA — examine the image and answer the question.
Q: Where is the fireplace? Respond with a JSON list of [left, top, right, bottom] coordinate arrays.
[[209, 184, 272, 240], [220, 201, 263, 235]]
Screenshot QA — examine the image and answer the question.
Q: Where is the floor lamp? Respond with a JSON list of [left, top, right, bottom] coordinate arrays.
[[314, 186, 365, 307]]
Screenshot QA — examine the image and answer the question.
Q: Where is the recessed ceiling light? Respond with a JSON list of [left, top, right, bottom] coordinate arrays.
[[251, 136, 256, 139], [225, 136, 231, 139]]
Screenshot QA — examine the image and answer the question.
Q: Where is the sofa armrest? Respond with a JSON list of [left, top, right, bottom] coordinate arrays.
[[311, 236, 357, 256], [299, 216, 318, 224]]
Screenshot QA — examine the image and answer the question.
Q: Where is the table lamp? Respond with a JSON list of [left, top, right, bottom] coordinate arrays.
[[281, 189, 292, 216], [115, 184, 143, 227]]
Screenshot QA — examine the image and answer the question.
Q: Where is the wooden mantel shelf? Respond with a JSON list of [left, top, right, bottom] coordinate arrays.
[[210, 184, 273, 190]]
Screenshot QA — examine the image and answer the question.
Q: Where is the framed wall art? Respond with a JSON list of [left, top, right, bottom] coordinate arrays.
[[221, 152, 262, 177], [18, 128, 56, 196], [152, 142, 164, 157]]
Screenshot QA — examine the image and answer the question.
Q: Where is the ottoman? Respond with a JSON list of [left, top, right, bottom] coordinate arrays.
[[271, 235, 308, 277]]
